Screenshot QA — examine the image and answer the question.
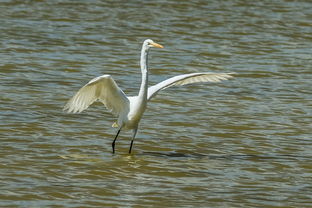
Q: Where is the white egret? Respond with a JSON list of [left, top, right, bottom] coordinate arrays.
[[64, 39, 234, 154]]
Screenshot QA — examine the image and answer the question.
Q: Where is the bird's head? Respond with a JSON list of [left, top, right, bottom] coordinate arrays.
[[143, 39, 164, 50]]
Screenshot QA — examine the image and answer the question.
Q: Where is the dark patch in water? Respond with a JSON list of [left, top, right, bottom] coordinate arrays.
[[142, 151, 311, 161]]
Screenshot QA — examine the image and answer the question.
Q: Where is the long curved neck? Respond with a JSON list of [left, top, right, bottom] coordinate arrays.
[[138, 46, 149, 102]]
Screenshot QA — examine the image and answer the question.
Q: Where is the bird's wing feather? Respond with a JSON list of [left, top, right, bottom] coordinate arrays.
[[147, 72, 234, 101], [64, 75, 129, 115]]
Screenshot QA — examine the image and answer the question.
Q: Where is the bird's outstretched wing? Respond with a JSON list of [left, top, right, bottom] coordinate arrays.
[[147, 72, 234, 101], [64, 75, 129, 115]]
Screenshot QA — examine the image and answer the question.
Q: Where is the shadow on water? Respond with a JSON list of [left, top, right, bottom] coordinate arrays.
[[141, 151, 311, 162]]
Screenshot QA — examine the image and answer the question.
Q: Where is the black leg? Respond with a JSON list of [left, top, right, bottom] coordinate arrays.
[[128, 140, 134, 154], [128, 129, 137, 154], [112, 129, 121, 154]]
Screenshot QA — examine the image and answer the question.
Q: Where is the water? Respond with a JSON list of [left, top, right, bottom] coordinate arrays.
[[1, 0, 311, 207]]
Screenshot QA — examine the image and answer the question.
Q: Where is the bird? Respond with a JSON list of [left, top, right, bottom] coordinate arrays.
[[64, 39, 234, 154]]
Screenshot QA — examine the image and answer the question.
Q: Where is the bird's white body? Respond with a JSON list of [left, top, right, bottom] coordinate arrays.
[[64, 39, 234, 153]]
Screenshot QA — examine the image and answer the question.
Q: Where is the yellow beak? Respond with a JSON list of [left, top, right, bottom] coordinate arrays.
[[151, 42, 164, 48]]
